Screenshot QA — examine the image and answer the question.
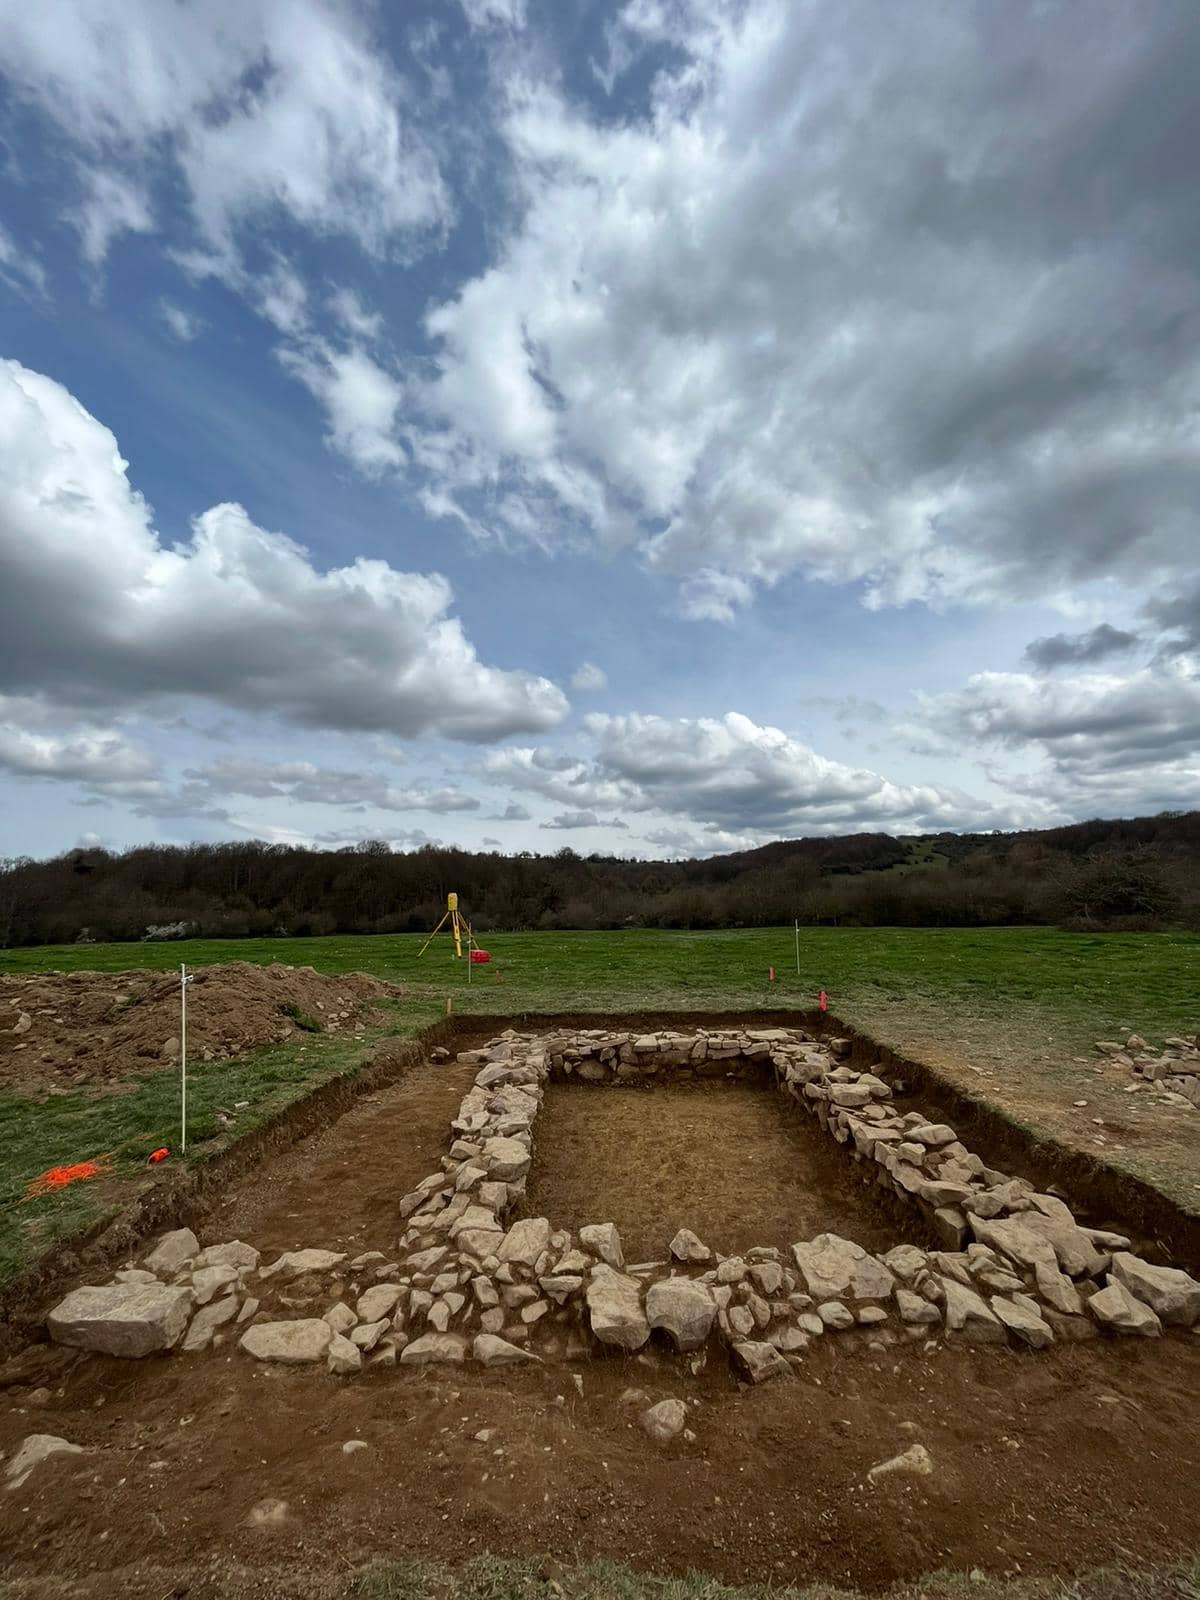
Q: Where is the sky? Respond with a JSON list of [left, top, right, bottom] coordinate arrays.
[[0, 0, 1197, 863]]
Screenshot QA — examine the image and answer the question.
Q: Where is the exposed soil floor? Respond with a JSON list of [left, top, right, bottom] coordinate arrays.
[[520, 1079, 918, 1260], [211, 1055, 480, 1258], [6, 1039, 1200, 1596], [2, 1332, 1200, 1598]]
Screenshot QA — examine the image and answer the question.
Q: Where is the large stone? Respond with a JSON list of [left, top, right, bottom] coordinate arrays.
[[1034, 1261, 1083, 1316], [990, 1293, 1054, 1349], [323, 1302, 358, 1335], [239, 1319, 333, 1363], [645, 1278, 716, 1352], [400, 1333, 466, 1365], [586, 1264, 649, 1350], [356, 1284, 403, 1323], [941, 1279, 1005, 1343], [474, 1333, 541, 1366], [497, 1217, 551, 1267], [868, 1444, 933, 1483], [192, 1240, 260, 1272], [730, 1341, 792, 1384], [1088, 1279, 1162, 1337], [792, 1235, 895, 1302], [481, 1137, 530, 1183], [669, 1228, 712, 1264], [327, 1333, 362, 1375], [48, 1283, 193, 1357], [895, 1288, 940, 1326], [143, 1228, 199, 1276], [258, 1249, 346, 1281], [641, 1398, 687, 1442], [1110, 1253, 1200, 1327], [191, 1264, 238, 1305], [974, 1208, 1105, 1279], [882, 1245, 927, 1282], [5, 1435, 86, 1491], [580, 1223, 625, 1268], [181, 1294, 239, 1352]]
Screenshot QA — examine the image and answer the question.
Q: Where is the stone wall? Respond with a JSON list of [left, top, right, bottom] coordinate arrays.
[[43, 1025, 1200, 1380]]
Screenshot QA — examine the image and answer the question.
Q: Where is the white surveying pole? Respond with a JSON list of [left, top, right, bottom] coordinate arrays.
[[795, 918, 800, 977], [180, 964, 194, 1153]]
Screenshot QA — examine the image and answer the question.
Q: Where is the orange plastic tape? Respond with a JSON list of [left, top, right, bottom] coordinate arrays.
[[148, 1147, 169, 1165], [25, 1159, 109, 1197]]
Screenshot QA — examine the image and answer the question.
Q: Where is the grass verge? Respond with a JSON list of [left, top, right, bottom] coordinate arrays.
[[0, 1002, 414, 1289], [352, 1554, 1200, 1600], [4, 926, 1197, 1214]]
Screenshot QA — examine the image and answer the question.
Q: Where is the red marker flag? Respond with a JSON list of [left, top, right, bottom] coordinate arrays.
[[819, 989, 828, 1012], [768, 967, 775, 982]]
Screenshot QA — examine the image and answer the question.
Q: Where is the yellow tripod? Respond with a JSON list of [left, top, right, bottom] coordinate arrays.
[[419, 892, 474, 959]]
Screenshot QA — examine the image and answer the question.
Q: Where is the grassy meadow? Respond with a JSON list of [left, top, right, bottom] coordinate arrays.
[[1, 925, 1197, 1288]]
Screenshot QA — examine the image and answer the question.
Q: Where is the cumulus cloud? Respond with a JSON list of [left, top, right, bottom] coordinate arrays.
[[488, 801, 531, 822], [279, 339, 407, 476], [399, 1, 1200, 619], [569, 662, 607, 693], [0, 697, 161, 800], [1023, 624, 1140, 672], [0, 0, 450, 267], [491, 711, 1034, 838], [907, 663, 1200, 814], [540, 810, 604, 830], [0, 359, 567, 745]]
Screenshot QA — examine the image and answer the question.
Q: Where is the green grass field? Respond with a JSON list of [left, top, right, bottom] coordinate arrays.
[[2, 926, 1197, 1290]]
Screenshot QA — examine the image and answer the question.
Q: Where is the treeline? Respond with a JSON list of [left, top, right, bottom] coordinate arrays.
[[1, 812, 1198, 947]]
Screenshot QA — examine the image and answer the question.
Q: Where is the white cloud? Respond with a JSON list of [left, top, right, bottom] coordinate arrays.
[[71, 168, 154, 265], [176, 758, 480, 814], [403, 2, 1200, 620], [158, 299, 203, 342], [0, 358, 568, 744], [907, 663, 1200, 815], [279, 339, 406, 476], [327, 287, 383, 342], [0, 221, 47, 298], [0, 0, 450, 267], [0, 697, 161, 800], [458, 0, 527, 29], [490, 710, 1037, 839], [569, 661, 607, 692]]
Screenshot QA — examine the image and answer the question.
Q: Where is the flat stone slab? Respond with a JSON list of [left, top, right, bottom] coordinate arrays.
[[48, 1283, 193, 1358], [239, 1319, 333, 1363]]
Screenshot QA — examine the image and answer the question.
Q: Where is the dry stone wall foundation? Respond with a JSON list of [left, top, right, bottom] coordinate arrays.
[[44, 1026, 1200, 1384]]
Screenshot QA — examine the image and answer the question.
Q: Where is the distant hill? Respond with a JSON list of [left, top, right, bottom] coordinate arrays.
[[2, 811, 1197, 947]]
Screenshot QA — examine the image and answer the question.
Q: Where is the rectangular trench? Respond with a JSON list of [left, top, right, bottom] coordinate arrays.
[[519, 1075, 920, 1262]]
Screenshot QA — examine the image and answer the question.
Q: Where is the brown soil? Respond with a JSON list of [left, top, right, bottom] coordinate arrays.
[[211, 1055, 480, 1258], [522, 1079, 919, 1260], [1, 1332, 1199, 1597], [0, 964, 402, 1094], [5, 1023, 1200, 1595]]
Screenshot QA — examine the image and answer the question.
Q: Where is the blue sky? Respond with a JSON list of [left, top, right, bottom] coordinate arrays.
[[1, 0, 1197, 862]]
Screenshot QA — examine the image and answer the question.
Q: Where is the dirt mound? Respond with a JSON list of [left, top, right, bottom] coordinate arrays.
[[0, 962, 402, 1094]]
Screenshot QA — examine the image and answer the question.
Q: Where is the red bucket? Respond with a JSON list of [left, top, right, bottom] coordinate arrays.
[[469, 949, 491, 964]]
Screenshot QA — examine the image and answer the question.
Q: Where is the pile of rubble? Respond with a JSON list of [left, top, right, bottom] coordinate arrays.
[[1096, 1031, 1200, 1110], [42, 1026, 1200, 1382]]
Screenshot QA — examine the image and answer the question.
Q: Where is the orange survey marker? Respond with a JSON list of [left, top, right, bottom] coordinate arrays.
[[25, 1158, 111, 1198], [148, 1147, 170, 1165]]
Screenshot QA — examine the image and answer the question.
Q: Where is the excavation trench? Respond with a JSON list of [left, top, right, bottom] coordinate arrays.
[[4, 1014, 1200, 1595], [520, 1076, 920, 1262]]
